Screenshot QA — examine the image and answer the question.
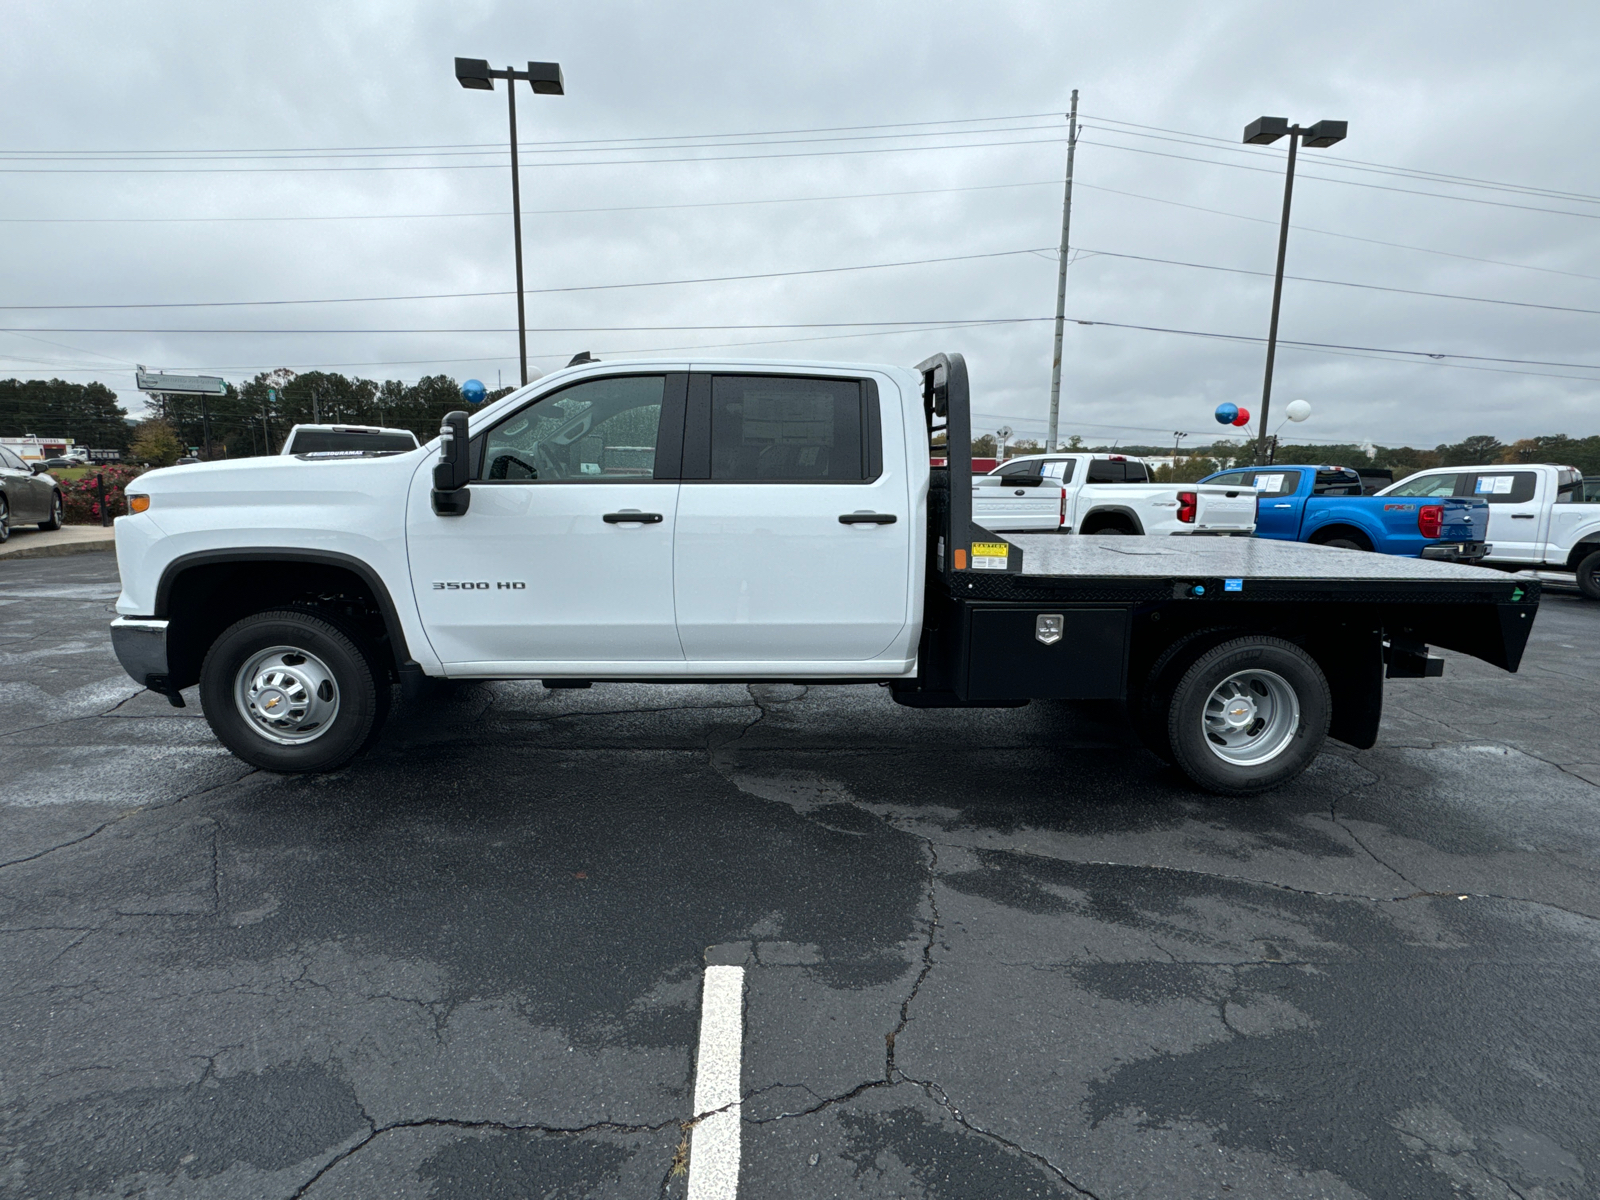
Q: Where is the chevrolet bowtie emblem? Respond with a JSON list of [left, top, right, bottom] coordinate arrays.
[[264, 697, 281, 710]]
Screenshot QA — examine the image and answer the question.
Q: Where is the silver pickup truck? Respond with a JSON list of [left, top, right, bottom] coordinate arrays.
[[973, 453, 1258, 535]]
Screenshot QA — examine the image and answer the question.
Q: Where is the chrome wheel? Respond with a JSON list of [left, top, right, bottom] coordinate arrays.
[[0, 497, 9, 542], [234, 645, 341, 745], [1201, 669, 1300, 766]]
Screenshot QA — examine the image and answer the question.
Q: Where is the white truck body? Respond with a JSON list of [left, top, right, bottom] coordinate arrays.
[[971, 453, 1258, 536], [106, 353, 1540, 795], [1377, 464, 1600, 589]]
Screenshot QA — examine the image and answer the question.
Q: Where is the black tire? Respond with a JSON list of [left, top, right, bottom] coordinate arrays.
[[38, 491, 63, 531], [0, 495, 9, 543], [1164, 636, 1331, 795], [1319, 536, 1369, 551], [199, 609, 390, 773], [1577, 549, 1600, 602]]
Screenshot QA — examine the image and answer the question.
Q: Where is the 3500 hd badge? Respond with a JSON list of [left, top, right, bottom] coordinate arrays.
[[433, 581, 527, 590]]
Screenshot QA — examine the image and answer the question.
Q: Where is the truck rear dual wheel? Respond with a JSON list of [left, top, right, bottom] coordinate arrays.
[[199, 609, 390, 773], [1162, 636, 1331, 795]]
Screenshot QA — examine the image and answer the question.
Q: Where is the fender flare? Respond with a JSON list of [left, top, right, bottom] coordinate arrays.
[[1079, 504, 1145, 534], [1305, 519, 1377, 550], [155, 547, 416, 673]]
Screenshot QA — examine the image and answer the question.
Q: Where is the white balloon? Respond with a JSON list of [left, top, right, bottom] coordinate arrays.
[[1284, 399, 1312, 423]]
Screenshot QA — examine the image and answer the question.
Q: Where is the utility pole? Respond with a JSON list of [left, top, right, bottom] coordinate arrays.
[[1172, 430, 1187, 476], [1045, 89, 1079, 454]]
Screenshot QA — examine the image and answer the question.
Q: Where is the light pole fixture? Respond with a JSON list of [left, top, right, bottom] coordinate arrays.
[[1242, 115, 1346, 464], [455, 56, 566, 387]]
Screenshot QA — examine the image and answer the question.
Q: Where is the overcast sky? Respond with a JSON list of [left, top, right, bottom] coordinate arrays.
[[4, 0, 1599, 449]]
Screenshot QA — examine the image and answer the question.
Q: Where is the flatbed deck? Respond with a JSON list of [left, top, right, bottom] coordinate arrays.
[[950, 534, 1540, 609]]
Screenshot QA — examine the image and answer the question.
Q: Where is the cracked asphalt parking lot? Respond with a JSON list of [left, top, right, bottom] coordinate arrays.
[[3, 555, 1599, 1200]]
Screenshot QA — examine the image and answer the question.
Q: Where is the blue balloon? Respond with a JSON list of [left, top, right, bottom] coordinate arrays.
[[1214, 402, 1239, 425], [462, 378, 487, 404]]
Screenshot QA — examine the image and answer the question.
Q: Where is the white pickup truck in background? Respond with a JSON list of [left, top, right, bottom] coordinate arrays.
[[1377, 462, 1600, 599], [972, 453, 1258, 536]]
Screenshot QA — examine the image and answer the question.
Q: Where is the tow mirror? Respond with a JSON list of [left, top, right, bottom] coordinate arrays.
[[431, 410, 472, 516]]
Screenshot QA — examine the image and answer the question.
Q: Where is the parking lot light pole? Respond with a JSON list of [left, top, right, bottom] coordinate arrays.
[[1243, 116, 1347, 464], [455, 57, 565, 387]]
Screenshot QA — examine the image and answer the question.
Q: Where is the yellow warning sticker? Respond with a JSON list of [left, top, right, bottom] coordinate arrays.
[[970, 541, 1010, 571]]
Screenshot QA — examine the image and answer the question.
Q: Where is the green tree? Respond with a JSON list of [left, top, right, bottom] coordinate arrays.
[[0, 379, 131, 450], [129, 418, 182, 467], [1438, 435, 1505, 466], [971, 434, 997, 457]]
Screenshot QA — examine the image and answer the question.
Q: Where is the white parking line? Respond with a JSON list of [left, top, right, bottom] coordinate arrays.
[[687, 964, 744, 1200]]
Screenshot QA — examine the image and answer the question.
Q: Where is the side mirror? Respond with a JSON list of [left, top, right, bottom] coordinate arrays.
[[431, 410, 473, 516], [30, 463, 47, 475]]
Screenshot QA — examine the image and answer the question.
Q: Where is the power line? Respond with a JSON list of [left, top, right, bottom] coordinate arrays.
[[1077, 137, 1600, 222], [1077, 246, 1600, 317], [0, 111, 1067, 157], [0, 178, 1065, 225], [1080, 114, 1600, 207], [0, 134, 1068, 175], [0, 121, 1067, 166], [1073, 182, 1600, 284], [9, 313, 1600, 374], [0, 246, 1054, 311]]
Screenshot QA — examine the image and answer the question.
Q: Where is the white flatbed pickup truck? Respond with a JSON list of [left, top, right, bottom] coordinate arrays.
[[1377, 463, 1600, 600], [973, 453, 1258, 535], [109, 353, 1540, 795]]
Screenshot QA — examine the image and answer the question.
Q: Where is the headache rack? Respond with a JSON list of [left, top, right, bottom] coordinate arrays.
[[916, 352, 1022, 585]]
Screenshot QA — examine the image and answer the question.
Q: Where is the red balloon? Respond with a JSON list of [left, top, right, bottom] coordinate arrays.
[[1231, 406, 1251, 427]]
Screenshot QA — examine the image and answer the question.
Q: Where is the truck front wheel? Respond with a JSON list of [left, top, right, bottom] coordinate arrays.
[[199, 609, 389, 773], [1164, 636, 1330, 795]]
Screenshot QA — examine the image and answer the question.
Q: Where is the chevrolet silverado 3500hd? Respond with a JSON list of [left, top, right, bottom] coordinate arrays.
[[109, 354, 1539, 795]]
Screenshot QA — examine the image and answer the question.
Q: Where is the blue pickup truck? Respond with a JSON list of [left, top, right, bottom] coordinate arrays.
[[1197, 464, 1489, 561]]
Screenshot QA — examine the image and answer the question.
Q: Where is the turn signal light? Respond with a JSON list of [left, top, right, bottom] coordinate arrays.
[[1418, 504, 1443, 539], [1059, 488, 1068, 527], [129, 495, 150, 514], [1177, 491, 1197, 523]]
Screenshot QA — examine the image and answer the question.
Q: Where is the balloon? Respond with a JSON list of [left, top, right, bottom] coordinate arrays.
[[1214, 402, 1239, 425], [461, 378, 487, 404], [1231, 406, 1251, 428], [1285, 398, 1312, 423]]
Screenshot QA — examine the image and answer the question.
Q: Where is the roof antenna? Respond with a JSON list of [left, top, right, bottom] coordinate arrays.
[[567, 351, 597, 366]]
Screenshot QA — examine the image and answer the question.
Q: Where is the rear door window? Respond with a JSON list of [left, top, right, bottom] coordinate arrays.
[[1386, 472, 1460, 498], [1461, 471, 1537, 503], [1208, 471, 1249, 487], [707, 376, 866, 482], [1041, 459, 1075, 482], [1247, 471, 1299, 497]]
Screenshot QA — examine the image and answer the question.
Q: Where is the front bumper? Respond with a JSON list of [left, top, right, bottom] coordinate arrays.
[[110, 617, 169, 688], [1420, 540, 1490, 562]]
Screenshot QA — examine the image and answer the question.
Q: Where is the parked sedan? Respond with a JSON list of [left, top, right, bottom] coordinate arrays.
[[0, 447, 63, 540]]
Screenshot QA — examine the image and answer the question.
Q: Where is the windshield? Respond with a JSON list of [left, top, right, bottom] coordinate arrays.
[[289, 431, 417, 455]]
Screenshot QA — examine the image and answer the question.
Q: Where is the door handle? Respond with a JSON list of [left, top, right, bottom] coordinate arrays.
[[839, 512, 897, 525], [602, 511, 663, 524], [1510, 513, 1535, 519]]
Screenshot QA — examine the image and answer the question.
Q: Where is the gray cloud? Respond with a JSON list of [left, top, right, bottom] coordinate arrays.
[[3, 0, 1598, 448]]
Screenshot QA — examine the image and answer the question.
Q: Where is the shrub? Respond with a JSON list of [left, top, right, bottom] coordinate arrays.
[[61, 465, 145, 525]]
